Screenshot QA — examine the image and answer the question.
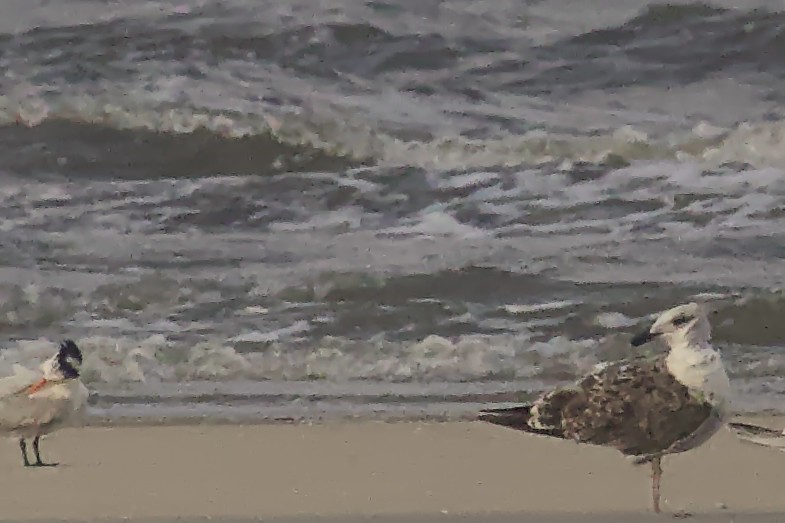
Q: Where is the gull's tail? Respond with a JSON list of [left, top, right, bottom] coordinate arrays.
[[478, 405, 537, 431], [728, 422, 785, 451]]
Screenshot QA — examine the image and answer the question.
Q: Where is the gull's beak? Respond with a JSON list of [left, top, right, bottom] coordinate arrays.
[[630, 323, 658, 347]]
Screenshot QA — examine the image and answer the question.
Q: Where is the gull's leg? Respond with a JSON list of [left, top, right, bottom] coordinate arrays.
[[19, 439, 30, 467], [31, 435, 58, 467], [651, 456, 663, 514]]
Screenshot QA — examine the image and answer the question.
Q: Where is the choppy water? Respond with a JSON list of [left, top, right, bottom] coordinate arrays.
[[2, 0, 785, 423]]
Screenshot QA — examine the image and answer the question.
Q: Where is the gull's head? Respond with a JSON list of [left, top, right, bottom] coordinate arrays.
[[42, 339, 83, 380], [630, 302, 711, 350]]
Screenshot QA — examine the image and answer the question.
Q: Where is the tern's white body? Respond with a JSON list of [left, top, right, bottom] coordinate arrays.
[[0, 364, 88, 439]]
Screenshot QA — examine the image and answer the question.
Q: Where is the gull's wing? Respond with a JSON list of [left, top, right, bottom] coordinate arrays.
[[728, 421, 785, 451], [480, 354, 717, 460]]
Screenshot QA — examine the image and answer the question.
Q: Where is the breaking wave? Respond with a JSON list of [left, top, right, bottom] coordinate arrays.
[[8, 100, 785, 177]]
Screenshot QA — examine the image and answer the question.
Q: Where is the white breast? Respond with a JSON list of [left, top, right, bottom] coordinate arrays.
[[666, 345, 731, 412]]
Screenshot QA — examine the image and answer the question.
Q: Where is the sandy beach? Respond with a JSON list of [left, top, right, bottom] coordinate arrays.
[[3, 419, 785, 522]]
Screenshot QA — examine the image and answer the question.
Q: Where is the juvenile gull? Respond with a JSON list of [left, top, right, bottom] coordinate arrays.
[[479, 302, 730, 513], [0, 340, 89, 466]]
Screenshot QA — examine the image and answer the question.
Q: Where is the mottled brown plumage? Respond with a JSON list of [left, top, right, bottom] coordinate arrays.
[[479, 354, 718, 460]]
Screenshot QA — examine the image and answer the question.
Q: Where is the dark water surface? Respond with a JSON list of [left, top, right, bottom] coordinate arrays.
[[1, 0, 785, 421]]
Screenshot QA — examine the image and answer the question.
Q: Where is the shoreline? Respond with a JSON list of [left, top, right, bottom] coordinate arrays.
[[2, 419, 785, 521], [82, 409, 785, 428]]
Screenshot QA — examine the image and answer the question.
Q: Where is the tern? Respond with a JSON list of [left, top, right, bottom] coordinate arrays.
[[0, 340, 88, 466]]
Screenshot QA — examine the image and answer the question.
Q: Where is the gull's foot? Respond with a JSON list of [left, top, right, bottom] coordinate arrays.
[[672, 511, 694, 519]]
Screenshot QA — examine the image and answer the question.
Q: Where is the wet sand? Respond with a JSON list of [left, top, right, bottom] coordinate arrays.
[[2, 419, 785, 522]]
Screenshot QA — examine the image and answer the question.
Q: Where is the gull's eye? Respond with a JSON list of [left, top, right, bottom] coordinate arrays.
[[672, 315, 691, 326]]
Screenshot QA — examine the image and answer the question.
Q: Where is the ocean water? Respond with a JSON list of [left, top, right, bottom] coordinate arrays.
[[2, 0, 785, 423]]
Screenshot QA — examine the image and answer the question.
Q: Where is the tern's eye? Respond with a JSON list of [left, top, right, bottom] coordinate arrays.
[[672, 315, 691, 326]]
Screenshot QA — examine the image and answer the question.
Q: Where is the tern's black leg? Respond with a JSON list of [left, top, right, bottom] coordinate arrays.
[[19, 438, 30, 467], [31, 436, 58, 467]]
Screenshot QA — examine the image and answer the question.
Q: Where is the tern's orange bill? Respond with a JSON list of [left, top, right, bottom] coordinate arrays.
[[23, 378, 50, 395]]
